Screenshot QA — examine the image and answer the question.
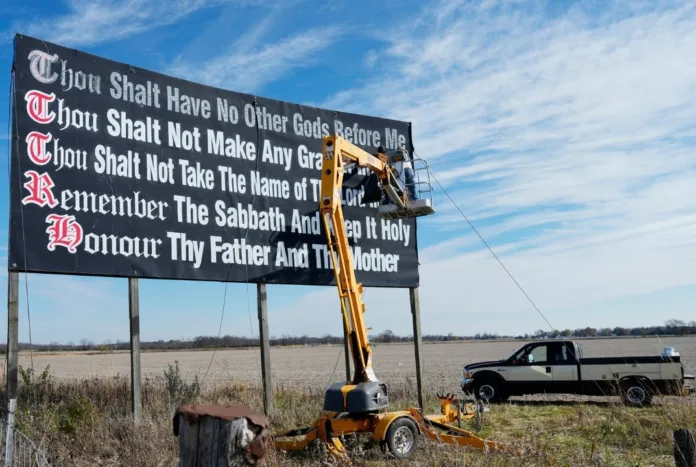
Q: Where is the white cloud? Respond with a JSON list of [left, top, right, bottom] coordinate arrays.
[[10, 0, 242, 47], [0, 271, 129, 345], [22, 273, 124, 309], [167, 24, 341, 94], [266, 225, 696, 338], [4, 0, 696, 344], [322, 1, 696, 236], [263, 0, 696, 335], [364, 49, 378, 68]]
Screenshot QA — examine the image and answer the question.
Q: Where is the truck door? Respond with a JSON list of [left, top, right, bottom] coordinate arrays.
[[549, 342, 578, 393], [506, 342, 553, 394]]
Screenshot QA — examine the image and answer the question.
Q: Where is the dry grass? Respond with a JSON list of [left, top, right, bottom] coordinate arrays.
[[2, 362, 694, 467]]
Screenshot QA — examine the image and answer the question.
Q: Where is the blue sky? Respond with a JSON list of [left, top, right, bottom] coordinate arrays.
[[0, 0, 695, 345]]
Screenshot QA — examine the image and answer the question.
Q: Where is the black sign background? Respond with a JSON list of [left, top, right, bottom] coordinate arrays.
[[8, 34, 420, 288]]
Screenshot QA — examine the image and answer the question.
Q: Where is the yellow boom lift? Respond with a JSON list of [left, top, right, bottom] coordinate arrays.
[[273, 135, 507, 461]]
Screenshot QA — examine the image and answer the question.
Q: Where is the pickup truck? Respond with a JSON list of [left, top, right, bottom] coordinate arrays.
[[460, 339, 694, 407]]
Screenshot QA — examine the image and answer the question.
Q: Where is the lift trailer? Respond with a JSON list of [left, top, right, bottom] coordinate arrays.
[[272, 136, 508, 461]]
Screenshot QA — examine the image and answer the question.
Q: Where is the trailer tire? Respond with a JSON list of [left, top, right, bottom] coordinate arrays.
[[384, 417, 419, 459]]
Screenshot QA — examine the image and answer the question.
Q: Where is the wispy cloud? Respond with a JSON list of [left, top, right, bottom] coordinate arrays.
[[168, 20, 341, 94], [8, 0, 244, 47], [3, 0, 695, 342], [271, 0, 696, 334], [363, 49, 378, 68], [321, 0, 696, 241]]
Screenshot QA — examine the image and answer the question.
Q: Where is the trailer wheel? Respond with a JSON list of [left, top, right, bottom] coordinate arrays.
[[384, 417, 419, 459]]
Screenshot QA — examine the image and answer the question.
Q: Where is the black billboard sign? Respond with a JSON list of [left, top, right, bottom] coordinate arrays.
[[8, 34, 420, 287]]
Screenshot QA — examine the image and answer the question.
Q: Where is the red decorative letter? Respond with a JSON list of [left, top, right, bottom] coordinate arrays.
[[45, 214, 83, 253], [25, 131, 53, 165], [22, 170, 58, 208], [24, 90, 56, 124]]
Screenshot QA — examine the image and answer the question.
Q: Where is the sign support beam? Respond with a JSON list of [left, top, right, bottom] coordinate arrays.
[[4, 272, 19, 465], [257, 283, 272, 415], [129, 277, 142, 422], [5, 272, 19, 406], [409, 286, 424, 409]]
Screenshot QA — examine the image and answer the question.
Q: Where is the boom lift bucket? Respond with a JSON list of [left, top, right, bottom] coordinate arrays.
[[376, 147, 436, 220], [272, 135, 509, 462]]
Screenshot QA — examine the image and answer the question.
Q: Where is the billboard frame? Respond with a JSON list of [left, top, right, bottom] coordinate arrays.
[[4, 33, 426, 423]]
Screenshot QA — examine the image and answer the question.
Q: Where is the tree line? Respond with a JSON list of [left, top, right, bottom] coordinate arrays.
[[1, 319, 694, 352], [525, 319, 696, 340]]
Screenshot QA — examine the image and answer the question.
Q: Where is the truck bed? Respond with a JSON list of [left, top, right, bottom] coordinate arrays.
[[579, 355, 681, 365]]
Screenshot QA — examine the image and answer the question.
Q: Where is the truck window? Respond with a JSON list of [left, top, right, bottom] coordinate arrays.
[[527, 344, 548, 364], [549, 342, 573, 364], [511, 347, 527, 363], [564, 342, 580, 359]]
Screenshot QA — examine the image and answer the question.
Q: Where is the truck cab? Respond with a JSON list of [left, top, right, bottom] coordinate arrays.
[[461, 340, 582, 402]]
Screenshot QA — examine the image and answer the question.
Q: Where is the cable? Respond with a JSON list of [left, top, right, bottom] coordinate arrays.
[[200, 98, 263, 387], [5, 64, 12, 383], [425, 162, 555, 333], [413, 150, 621, 400], [325, 345, 344, 390], [7, 65, 35, 382], [242, 99, 263, 381]]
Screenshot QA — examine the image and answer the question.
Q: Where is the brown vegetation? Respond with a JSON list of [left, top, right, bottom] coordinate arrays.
[[2, 361, 695, 467]]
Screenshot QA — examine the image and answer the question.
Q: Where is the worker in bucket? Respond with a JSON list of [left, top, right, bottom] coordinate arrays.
[[377, 145, 418, 203]]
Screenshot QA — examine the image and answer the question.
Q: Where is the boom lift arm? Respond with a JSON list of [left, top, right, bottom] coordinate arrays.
[[273, 135, 510, 462], [319, 135, 403, 387]]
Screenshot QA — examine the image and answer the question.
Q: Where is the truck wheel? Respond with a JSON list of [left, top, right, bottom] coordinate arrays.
[[473, 379, 504, 403], [384, 417, 419, 459], [621, 380, 652, 407]]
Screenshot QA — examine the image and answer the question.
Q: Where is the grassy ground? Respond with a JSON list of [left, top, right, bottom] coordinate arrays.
[[1, 363, 694, 466]]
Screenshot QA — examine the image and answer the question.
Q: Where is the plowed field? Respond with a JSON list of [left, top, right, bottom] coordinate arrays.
[[16, 336, 695, 400]]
